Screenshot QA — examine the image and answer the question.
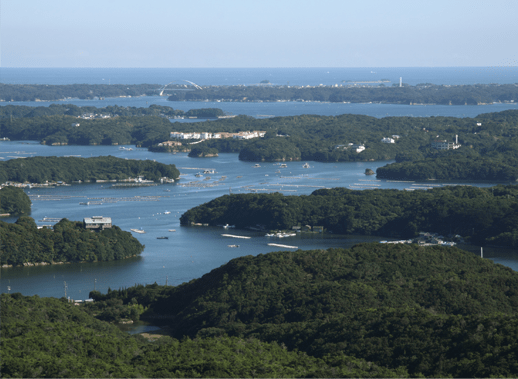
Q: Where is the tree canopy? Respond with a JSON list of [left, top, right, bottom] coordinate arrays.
[[0, 156, 180, 184], [0, 186, 31, 215], [180, 185, 518, 247], [0, 217, 144, 265]]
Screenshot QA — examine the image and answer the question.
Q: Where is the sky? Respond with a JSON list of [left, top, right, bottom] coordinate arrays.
[[1, 0, 517, 68]]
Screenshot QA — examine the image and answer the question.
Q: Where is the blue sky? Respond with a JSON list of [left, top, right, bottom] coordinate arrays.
[[1, 0, 517, 68]]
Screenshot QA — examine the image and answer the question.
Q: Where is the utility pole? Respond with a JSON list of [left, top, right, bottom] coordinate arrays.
[[94, 279, 96, 291], [64, 281, 67, 299]]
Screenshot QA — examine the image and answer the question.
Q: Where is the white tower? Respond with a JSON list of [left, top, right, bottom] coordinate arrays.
[[399, 77, 402, 87]]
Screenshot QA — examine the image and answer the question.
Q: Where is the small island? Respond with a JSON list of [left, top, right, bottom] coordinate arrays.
[[0, 216, 144, 267], [0, 156, 180, 185]]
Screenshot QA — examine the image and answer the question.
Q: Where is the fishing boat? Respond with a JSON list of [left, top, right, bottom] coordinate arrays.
[[130, 229, 146, 234], [303, 162, 310, 168], [164, 211, 171, 214], [227, 244, 239, 248], [157, 236, 168, 239], [168, 229, 176, 232]]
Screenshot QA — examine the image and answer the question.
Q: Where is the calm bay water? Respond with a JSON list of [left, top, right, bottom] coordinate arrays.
[[1, 141, 516, 299], [1, 67, 517, 299]]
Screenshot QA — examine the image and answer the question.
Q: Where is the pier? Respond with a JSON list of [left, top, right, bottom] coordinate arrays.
[[222, 234, 251, 239], [267, 243, 298, 249]]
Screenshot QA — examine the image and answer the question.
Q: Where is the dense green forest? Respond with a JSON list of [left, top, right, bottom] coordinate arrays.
[[0, 103, 225, 119], [58, 244, 518, 376], [4, 243, 518, 377], [188, 145, 219, 157], [180, 185, 518, 247], [167, 83, 518, 104], [2, 82, 517, 104], [0, 156, 180, 184], [0, 186, 31, 215], [2, 106, 518, 180], [0, 216, 144, 266], [0, 83, 160, 101], [0, 295, 403, 378]]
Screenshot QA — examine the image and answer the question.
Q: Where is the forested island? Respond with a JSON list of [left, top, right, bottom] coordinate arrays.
[[0, 216, 144, 266], [181, 185, 518, 247], [2, 82, 517, 105], [2, 106, 518, 180], [3, 243, 518, 377], [0, 187, 31, 215], [0, 103, 224, 120], [166, 83, 518, 105], [0, 83, 160, 102], [0, 156, 180, 184]]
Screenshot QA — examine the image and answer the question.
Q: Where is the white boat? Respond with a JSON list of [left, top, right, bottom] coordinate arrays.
[[130, 228, 146, 234], [303, 163, 310, 168], [280, 164, 287, 168], [169, 229, 176, 232], [164, 211, 171, 214], [254, 164, 261, 168]]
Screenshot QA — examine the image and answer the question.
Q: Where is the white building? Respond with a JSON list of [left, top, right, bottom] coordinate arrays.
[[431, 140, 461, 150], [83, 216, 112, 230], [350, 144, 365, 153], [381, 137, 395, 143]]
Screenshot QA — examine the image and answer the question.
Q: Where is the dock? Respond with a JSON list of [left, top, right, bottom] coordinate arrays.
[[267, 243, 298, 249], [221, 234, 251, 239]]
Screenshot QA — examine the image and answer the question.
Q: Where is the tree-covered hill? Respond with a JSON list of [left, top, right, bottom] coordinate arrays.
[[167, 83, 518, 105], [1, 292, 404, 378], [180, 185, 518, 247], [0, 186, 31, 215], [0, 103, 225, 120], [88, 243, 518, 377], [0, 83, 160, 102], [0, 155, 180, 184], [0, 217, 144, 266], [2, 107, 518, 180]]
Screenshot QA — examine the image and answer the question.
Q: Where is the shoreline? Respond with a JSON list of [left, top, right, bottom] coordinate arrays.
[[1, 254, 140, 268]]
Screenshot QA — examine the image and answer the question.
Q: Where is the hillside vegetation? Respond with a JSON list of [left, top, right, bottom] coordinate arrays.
[[0, 186, 31, 215], [87, 243, 518, 377], [0, 217, 144, 266], [2, 107, 518, 180], [0, 155, 180, 184], [180, 185, 518, 247]]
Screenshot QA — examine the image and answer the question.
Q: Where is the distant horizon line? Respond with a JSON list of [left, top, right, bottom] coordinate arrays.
[[1, 66, 513, 69]]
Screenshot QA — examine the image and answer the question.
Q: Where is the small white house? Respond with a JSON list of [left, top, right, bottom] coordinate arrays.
[[350, 144, 365, 153], [381, 137, 395, 143]]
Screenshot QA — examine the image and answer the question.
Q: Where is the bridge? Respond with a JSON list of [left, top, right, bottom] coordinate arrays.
[[159, 80, 203, 96]]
